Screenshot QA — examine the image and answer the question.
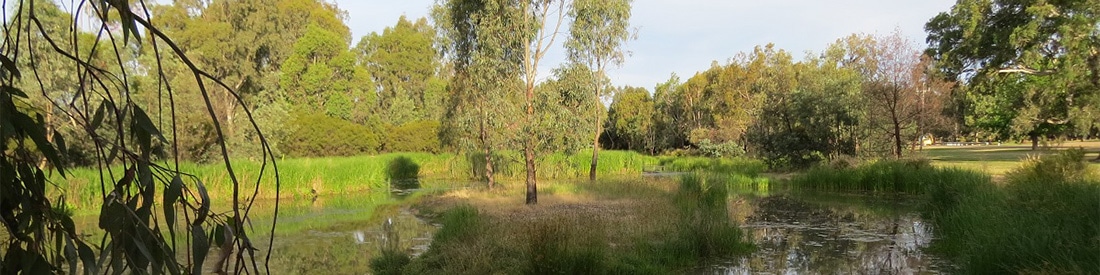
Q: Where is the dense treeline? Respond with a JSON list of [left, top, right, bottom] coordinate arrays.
[[13, 0, 1099, 170]]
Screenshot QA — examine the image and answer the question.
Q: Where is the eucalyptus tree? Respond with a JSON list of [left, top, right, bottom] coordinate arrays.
[[433, 0, 525, 188], [356, 16, 446, 125], [517, 0, 572, 204], [566, 0, 634, 181], [2, 0, 278, 273], [151, 0, 349, 159], [926, 0, 1100, 151]]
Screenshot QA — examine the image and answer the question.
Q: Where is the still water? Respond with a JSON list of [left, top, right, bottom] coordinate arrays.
[[703, 194, 951, 274]]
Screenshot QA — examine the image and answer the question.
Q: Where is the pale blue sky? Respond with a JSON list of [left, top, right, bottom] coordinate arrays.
[[335, 0, 956, 89]]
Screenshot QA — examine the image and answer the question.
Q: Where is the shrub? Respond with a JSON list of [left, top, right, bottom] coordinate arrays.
[[384, 120, 442, 153], [386, 156, 420, 190], [281, 112, 381, 157]]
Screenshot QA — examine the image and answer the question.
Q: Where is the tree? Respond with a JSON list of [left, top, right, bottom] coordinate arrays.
[[926, 0, 1100, 151], [566, 0, 634, 181], [356, 16, 446, 125], [826, 32, 950, 158], [536, 63, 601, 154], [152, 0, 350, 159], [2, 0, 277, 273], [280, 24, 373, 117], [518, 0, 570, 204], [607, 86, 654, 152], [434, 0, 525, 189], [652, 73, 686, 151]]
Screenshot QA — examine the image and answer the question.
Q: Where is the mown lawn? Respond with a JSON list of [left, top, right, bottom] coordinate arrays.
[[918, 141, 1100, 176]]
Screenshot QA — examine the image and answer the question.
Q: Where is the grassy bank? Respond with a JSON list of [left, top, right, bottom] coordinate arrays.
[[920, 141, 1100, 176], [377, 174, 757, 274], [50, 150, 658, 212], [788, 151, 1100, 273]]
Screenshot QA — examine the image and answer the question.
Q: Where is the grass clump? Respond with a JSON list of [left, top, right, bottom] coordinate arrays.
[[668, 174, 755, 259], [926, 149, 1100, 274]]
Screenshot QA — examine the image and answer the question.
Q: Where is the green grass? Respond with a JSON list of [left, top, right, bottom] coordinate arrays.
[[919, 141, 1100, 176], [49, 151, 659, 213], [658, 157, 767, 177], [788, 159, 974, 195], [924, 149, 1100, 274]]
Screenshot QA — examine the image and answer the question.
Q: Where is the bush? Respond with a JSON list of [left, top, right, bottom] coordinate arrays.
[[386, 156, 420, 190], [384, 120, 442, 153], [281, 112, 381, 157], [695, 139, 745, 158]]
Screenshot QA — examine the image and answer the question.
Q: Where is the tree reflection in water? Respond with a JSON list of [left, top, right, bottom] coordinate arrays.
[[705, 195, 952, 274]]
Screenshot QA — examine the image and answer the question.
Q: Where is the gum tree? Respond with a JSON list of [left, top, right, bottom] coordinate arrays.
[[566, 0, 634, 181]]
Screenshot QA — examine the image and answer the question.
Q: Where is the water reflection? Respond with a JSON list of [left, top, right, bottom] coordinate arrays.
[[706, 195, 951, 274], [253, 195, 438, 274]]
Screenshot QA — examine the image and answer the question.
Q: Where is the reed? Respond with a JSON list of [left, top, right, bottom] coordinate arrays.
[[926, 150, 1100, 274]]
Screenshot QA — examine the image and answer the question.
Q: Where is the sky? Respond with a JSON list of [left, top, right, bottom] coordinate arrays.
[[335, 0, 957, 89]]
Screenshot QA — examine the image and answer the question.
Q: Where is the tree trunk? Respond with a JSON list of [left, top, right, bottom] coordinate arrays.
[[1030, 132, 1039, 150], [479, 107, 495, 189], [589, 112, 602, 181], [892, 115, 903, 159], [525, 84, 537, 205]]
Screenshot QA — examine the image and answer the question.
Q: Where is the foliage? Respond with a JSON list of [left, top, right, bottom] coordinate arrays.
[[384, 120, 442, 153], [606, 86, 656, 152], [2, 1, 278, 274], [281, 112, 381, 157], [386, 156, 421, 190], [356, 16, 446, 125], [925, 0, 1100, 147]]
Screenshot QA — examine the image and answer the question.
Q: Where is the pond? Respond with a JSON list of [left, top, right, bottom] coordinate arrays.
[[701, 194, 951, 274], [57, 179, 951, 273]]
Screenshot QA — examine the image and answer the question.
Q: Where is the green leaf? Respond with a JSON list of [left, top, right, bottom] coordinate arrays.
[[130, 238, 155, 269], [77, 242, 97, 275], [132, 105, 167, 144], [194, 180, 210, 225], [0, 55, 20, 79], [190, 225, 209, 275], [12, 112, 64, 175], [65, 236, 78, 275], [213, 224, 226, 247], [1, 85, 26, 98], [164, 175, 182, 233], [90, 100, 108, 132]]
